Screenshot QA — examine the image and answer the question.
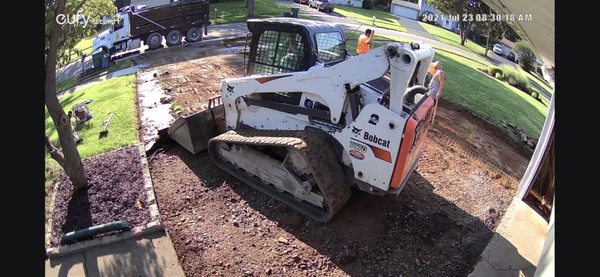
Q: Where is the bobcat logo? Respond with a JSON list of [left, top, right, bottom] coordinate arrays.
[[227, 84, 234, 93], [352, 126, 362, 136]]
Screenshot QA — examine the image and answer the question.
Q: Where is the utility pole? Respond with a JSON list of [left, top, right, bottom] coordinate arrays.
[[484, 7, 492, 57]]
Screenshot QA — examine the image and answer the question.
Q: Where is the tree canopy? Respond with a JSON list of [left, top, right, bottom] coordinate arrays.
[[45, 0, 116, 66]]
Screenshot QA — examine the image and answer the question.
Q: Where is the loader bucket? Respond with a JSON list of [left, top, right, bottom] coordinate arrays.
[[167, 96, 225, 154]]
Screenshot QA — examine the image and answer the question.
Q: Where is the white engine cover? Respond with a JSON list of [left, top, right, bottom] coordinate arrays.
[[333, 103, 408, 190]]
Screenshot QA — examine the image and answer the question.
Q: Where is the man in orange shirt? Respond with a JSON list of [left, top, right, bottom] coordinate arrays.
[[356, 29, 374, 55]]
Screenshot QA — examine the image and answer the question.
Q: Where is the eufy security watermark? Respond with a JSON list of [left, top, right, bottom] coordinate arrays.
[[56, 13, 115, 28]]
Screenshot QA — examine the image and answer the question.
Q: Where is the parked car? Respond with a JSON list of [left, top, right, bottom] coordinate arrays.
[[309, 0, 334, 12], [492, 44, 504, 56], [507, 52, 517, 62], [293, 0, 309, 4]]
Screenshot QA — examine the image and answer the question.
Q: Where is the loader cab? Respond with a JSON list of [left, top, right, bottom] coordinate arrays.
[[245, 18, 348, 76]]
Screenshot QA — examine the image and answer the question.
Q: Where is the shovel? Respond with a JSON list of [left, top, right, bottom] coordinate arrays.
[[99, 112, 115, 138]]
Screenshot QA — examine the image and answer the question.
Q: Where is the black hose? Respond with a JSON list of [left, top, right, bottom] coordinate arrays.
[[61, 220, 131, 245]]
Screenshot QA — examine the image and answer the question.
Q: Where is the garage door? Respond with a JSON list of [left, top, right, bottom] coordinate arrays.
[[391, 4, 418, 20]]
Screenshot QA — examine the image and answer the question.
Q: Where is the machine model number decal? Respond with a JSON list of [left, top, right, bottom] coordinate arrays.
[[348, 149, 365, 160], [363, 132, 390, 148], [349, 141, 367, 153]]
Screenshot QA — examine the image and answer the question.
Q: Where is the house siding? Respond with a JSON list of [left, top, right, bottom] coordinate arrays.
[[420, 0, 458, 32]]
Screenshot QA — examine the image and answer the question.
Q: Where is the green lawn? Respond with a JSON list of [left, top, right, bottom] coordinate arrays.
[[345, 35, 547, 139], [56, 60, 136, 93], [46, 74, 138, 214], [209, 0, 289, 24], [523, 69, 553, 94], [418, 22, 487, 56], [334, 5, 407, 33], [46, 74, 138, 159], [68, 38, 94, 62], [56, 76, 79, 93]]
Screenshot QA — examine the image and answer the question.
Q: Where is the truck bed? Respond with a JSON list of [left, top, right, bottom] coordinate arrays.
[[129, 0, 210, 38]]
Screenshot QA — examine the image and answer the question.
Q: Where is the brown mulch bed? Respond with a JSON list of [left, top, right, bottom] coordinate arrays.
[[49, 145, 151, 247]]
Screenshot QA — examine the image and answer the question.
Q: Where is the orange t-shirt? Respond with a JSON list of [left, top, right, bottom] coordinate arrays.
[[356, 34, 372, 55]]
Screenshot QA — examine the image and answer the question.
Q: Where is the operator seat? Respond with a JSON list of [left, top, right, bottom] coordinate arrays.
[[404, 85, 429, 106]]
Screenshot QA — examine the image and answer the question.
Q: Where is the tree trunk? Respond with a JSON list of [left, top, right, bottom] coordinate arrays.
[[247, 0, 254, 17], [460, 21, 472, 46], [45, 0, 88, 190]]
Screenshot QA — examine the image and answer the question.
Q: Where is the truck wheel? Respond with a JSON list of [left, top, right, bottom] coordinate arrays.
[[146, 32, 162, 49], [186, 27, 202, 43], [166, 30, 182, 46]]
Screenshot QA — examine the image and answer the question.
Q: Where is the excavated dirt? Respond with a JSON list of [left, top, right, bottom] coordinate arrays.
[[135, 40, 246, 149], [50, 146, 151, 247], [144, 53, 532, 276]]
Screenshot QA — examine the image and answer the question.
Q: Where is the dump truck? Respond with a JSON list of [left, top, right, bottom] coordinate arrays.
[[92, 0, 210, 56]]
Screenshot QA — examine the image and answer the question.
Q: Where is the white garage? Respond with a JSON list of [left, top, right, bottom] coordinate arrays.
[[390, 0, 422, 20]]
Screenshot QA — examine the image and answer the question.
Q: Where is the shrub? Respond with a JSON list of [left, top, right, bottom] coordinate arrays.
[[529, 89, 539, 99], [362, 0, 374, 9], [514, 40, 536, 72], [500, 64, 528, 91], [488, 66, 503, 77], [495, 72, 502, 79]]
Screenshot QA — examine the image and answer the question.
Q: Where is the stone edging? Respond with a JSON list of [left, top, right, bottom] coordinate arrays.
[[45, 182, 60, 248], [46, 221, 163, 258], [45, 143, 163, 257], [138, 143, 161, 223]]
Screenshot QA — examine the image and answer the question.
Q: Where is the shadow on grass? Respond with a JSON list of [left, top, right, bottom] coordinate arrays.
[[434, 51, 547, 139]]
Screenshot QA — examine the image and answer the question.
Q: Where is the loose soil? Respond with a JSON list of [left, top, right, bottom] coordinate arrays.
[[134, 39, 246, 149], [143, 51, 532, 276], [50, 146, 151, 247]]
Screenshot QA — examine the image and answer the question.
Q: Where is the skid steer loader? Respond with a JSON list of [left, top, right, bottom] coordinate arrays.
[[162, 18, 442, 222]]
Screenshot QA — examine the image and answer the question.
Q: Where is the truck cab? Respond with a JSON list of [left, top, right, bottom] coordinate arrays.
[[93, 12, 136, 54]]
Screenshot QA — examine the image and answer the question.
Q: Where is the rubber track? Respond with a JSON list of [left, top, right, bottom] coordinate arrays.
[[208, 130, 352, 222]]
